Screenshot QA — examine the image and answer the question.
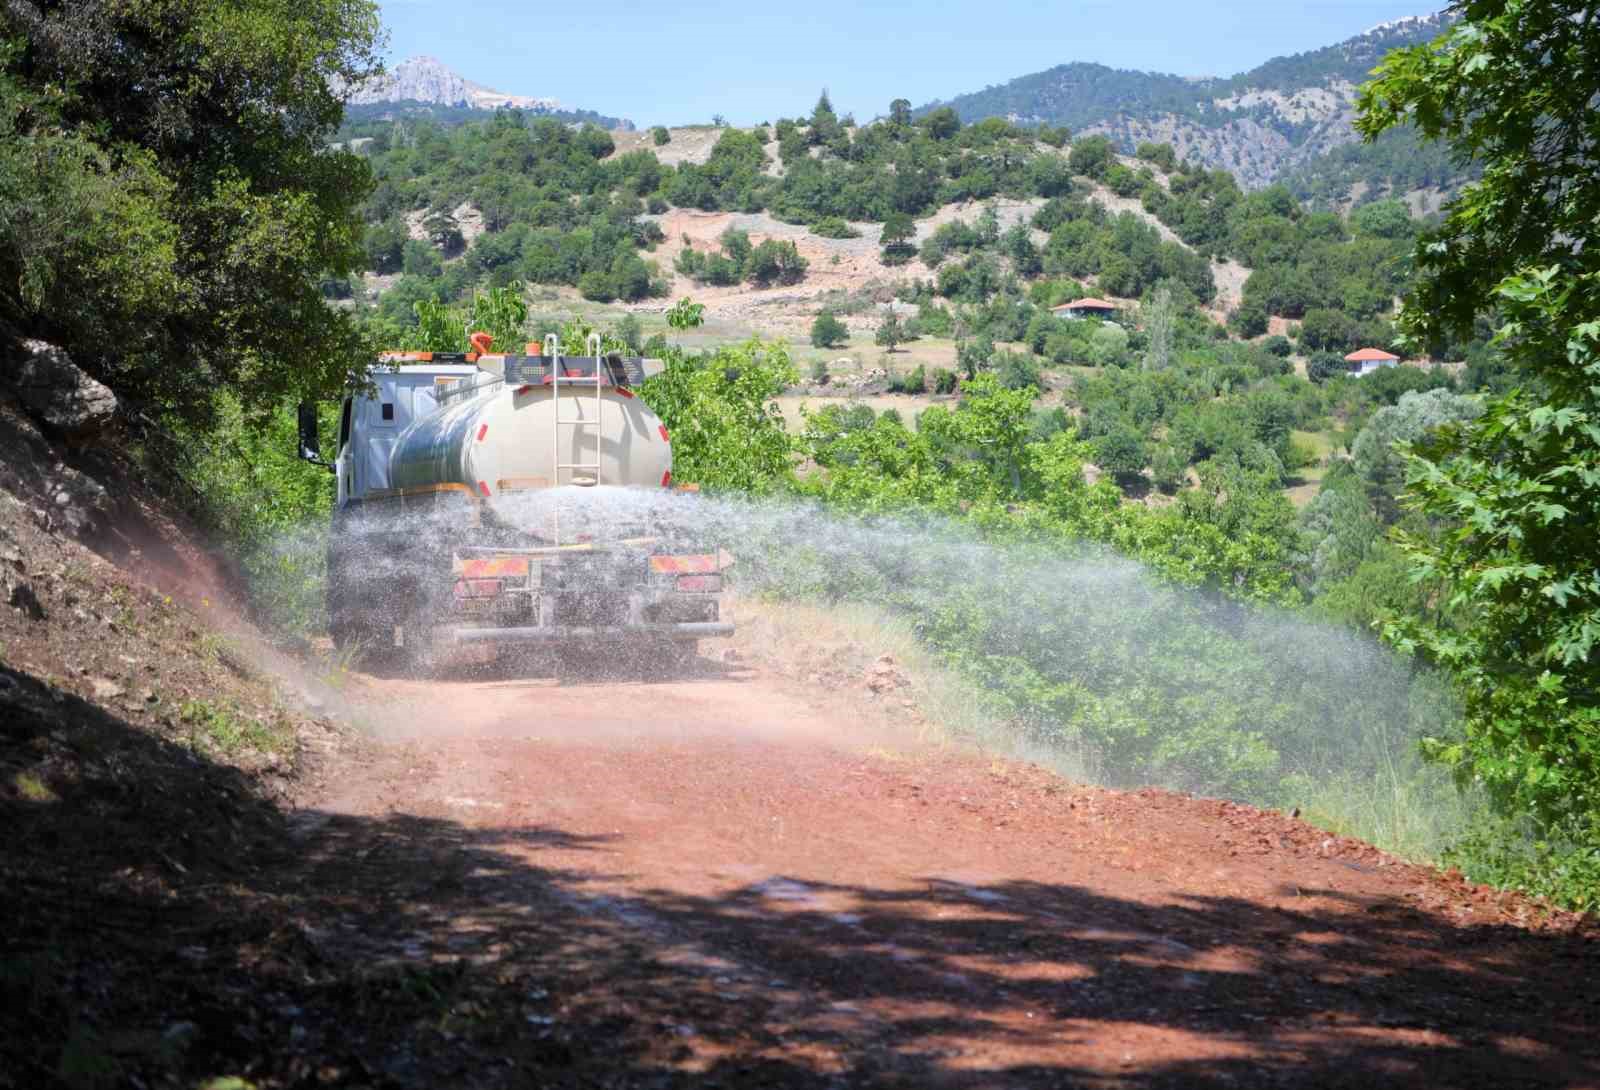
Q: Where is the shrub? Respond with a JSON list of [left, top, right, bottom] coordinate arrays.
[[746, 238, 808, 285], [1264, 334, 1293, 357], [812, 216, 860, 239], [1068, 135, 1115, 179], [1230, 298, 1270, 338], [1151, 444, 1188, 493], [578, 270, 617, 302], [652, 125, 670, 146], [810, 310, 848, 348], [1307, 351, 1348, 383], [891, 364, 927, 394], [933, 367, 959, 394], [614, 313, 643, 352], [809, 357, 830, 385], [917, 303, 955, 337], [996, 350, 1040, 391]]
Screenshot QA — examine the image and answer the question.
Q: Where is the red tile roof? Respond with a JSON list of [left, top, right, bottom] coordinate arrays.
[[1344, 347, 1401, 362], [1053, 297, 1119, 310]]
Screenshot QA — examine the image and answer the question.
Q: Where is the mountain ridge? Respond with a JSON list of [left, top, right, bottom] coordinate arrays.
[[343, 55, 635, 130], [917, 13, 1453, 189]]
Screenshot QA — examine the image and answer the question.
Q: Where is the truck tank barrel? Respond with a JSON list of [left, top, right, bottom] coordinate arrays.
[[386, 378, 673, 501]]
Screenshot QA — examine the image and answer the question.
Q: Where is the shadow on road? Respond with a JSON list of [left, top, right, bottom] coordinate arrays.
[[2, 659, 1596, 1089]]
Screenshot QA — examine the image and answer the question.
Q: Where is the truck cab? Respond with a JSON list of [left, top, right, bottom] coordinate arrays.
[[334, 365, 481, 508]]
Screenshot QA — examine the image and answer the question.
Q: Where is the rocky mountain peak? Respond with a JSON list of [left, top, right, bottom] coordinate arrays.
[[346, 55, 566, 114]]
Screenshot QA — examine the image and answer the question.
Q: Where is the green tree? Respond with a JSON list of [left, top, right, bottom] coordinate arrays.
[[812, 216, 860, 239], [1348, 388, 1480, 524], [1095, 424, 1149, 485], [1142, 286, 1175, 371], [1299, 308, 1361, 353], [652, 125, 671, 146], [1306, 351, 1348, 384], [880, 211, 916, 265], [920, 106, 960, 140], [364, 220, 407, 273], [811, 311, 848, 349], [1068, 135, 1115, 179], [0, 0, 382, 423], [957, 336, 993, 379], [1135, 141, 1178, 172], [875, 311, 905, 352], [614, 313, 644, 353], [666, 298, 705, 330], [1361, 0, 1600, 903]]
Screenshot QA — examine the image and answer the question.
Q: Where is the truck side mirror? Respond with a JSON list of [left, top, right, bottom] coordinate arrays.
[[297, 403, 334, 471]]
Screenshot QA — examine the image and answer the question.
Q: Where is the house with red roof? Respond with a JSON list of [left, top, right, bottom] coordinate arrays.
[[1051, 297, 1120, 321], [1344, 347, 1401, 377]]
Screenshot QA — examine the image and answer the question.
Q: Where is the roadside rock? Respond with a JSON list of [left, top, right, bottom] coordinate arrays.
[[6, 340, 118, 442], [46, 462, 113, 537], [865, 653, 909, 694], [7, 580, 45, 620]]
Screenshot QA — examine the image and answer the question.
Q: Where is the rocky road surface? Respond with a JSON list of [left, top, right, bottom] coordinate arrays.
[[294, 656, 1600, 1089]]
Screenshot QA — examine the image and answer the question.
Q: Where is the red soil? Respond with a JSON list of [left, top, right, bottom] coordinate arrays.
[[304, 660, 1600, 1088]]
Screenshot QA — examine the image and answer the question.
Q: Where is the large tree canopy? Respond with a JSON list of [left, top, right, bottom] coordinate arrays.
[[1359, 0, 1600, 873], [0, 0, 383, 422]]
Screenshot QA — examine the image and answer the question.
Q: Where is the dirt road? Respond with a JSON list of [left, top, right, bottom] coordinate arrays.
[[296, 657, 1598, 1089]]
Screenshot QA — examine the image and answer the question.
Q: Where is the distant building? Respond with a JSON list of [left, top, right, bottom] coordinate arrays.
[[1344, 347, 1401, 376], [1052, 297, 1120, 321]]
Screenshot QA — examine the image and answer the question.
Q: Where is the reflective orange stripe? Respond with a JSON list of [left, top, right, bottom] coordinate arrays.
[[648, 554, 720, 574], [496, 477, 549, 492], [461, 557, 530, 578]]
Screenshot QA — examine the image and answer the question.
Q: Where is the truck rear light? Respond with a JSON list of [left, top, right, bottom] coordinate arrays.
[[453, 578, 503, 598], [676, 574, 722, 593], [649, 554, 718, 574], [460, 556, 530, 578]]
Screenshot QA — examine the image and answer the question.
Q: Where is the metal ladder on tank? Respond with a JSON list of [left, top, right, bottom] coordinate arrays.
[[547, 331, 606, 545]]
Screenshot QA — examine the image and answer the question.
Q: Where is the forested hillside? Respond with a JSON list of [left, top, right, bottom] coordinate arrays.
[[341, 96, 1437, 367], [916, 15, 1461, 190]]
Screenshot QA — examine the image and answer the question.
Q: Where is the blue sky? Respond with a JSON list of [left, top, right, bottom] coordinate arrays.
[[376, 1, 1434, 127]]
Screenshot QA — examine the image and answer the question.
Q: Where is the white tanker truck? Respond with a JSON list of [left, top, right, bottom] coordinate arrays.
[[296, 332, 733, 665]]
